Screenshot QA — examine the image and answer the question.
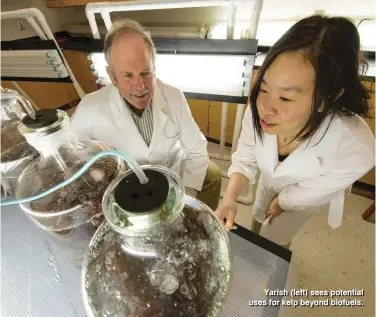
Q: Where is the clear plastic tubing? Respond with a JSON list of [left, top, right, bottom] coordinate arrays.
[[0, 150, 149, 206]]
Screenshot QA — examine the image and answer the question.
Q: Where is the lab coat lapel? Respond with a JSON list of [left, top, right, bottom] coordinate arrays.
[[273, 115, 342, 179], [112, 89, 149, 153], [273, 144, 321, 178], [148, 82, 168, 154], [256, 133, 279, 176]]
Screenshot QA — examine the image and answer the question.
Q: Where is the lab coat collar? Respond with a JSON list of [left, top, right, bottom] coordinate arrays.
[[111, 81, 169, 153], [148, 80, 168, 153], [113, 89, 149, 152], [258, 114, 342, 178]]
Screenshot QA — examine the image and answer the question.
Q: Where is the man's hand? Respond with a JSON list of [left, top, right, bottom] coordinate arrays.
[[265, 196, 284, 225], [214, 195, 238, 232]]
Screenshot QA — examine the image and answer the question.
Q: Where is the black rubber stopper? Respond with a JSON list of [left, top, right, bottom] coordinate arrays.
[[22, 109, 58, 128], [114, 169, 169, 213]]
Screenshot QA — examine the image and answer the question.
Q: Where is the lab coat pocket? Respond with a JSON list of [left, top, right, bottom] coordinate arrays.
[[163, 121, 180, 139]]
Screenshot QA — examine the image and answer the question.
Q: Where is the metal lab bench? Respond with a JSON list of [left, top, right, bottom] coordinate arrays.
[[1, 205, 291, 317]]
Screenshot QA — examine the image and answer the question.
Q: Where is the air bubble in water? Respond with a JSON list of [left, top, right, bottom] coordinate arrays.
[[179, 283, 197, 300], [107, 251, 115, 260], [96, 263, 101, 273], [160, 275, 179, 295], [120, 272, 128, 280], [104, 233, 113, 243], [167, 249, 189, 266], [115, 290, 122, 300]]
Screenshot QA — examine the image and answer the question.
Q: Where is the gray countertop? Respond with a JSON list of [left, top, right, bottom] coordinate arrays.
[[1, 204, 291, 317]]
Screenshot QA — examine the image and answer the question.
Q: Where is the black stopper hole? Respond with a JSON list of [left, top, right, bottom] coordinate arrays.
[[131, 193, 139, 199]]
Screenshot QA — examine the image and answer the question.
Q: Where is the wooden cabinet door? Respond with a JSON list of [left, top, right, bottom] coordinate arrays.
[[62, 50, 92, 67], [208, 101, 238, 144], [14, 82, 79, 110], [359, 80, 375, 186], [1, 81, 16, 90], [70, 67, 99, 94], [43, 0, 65, 8], [1, 80, 79, 110], [186, 99, 209, 137], [61, 0, 106, 6], [62, 50, 99, 94]]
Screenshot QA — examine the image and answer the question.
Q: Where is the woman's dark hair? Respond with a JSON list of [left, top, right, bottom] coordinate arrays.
[[250, 15, 372, 142]]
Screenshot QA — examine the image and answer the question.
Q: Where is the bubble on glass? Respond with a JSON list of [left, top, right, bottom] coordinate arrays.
[[160, 274, 179, 295], [167, 249, 189, 266]]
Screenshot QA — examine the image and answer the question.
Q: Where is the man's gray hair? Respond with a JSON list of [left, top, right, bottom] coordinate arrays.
[[104, 19, 157, 71]]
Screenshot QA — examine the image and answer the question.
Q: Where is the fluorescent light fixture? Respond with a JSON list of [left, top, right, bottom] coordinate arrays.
[[89, 53, 254, 97], [1, 49, 69, 79]]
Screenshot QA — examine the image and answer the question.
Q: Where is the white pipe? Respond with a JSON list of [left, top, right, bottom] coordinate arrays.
[[219, 102, 229, 158], [87, 11, 100, 39], [208, 102, 230, 161], [1, 8, 85, 99], [87, 0, 239, 13], [216, 0, 236, 160], [25, 16, 47, 40], [101, 9, 112, 31], [248, 0, 263, 38], [231, 103, 245, 154], [85, 0, 259, 39], [226, 0, 236, 40]]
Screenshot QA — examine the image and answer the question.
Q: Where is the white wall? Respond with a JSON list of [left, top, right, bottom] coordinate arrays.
[[1, 0, 85, 41]]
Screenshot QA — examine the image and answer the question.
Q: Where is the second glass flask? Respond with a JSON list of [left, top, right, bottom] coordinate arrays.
[[82, 165, 232, 317], [15, 109, 124, 265]]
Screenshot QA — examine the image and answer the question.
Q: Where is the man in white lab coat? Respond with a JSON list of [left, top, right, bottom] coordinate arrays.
[[70, 19, 221, 210]]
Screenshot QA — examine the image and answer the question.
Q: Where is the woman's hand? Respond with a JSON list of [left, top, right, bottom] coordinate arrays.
[[266, 196, 284, 224], [215, 195, 238, 232]]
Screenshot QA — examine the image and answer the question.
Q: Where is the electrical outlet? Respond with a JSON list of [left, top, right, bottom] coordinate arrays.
[[17, 21, 26, 31]]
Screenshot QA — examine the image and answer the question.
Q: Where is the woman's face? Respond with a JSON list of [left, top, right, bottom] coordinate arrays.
[[256, 51, 315, 138]]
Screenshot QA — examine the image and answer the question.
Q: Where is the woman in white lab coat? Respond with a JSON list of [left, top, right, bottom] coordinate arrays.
[[215, 15, 375, 248]]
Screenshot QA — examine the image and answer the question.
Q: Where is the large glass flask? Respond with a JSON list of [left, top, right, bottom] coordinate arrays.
[[82, 165, 232, 317], [0, 89, 38, 197], [15, 109, 125, 265]]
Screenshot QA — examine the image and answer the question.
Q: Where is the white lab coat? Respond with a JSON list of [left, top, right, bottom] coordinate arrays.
[[229, 106, 375, 245], [70, 79, 209, 191]]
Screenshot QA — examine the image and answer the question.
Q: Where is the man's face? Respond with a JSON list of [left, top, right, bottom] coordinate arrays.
[[107, 32, 155, 110]]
